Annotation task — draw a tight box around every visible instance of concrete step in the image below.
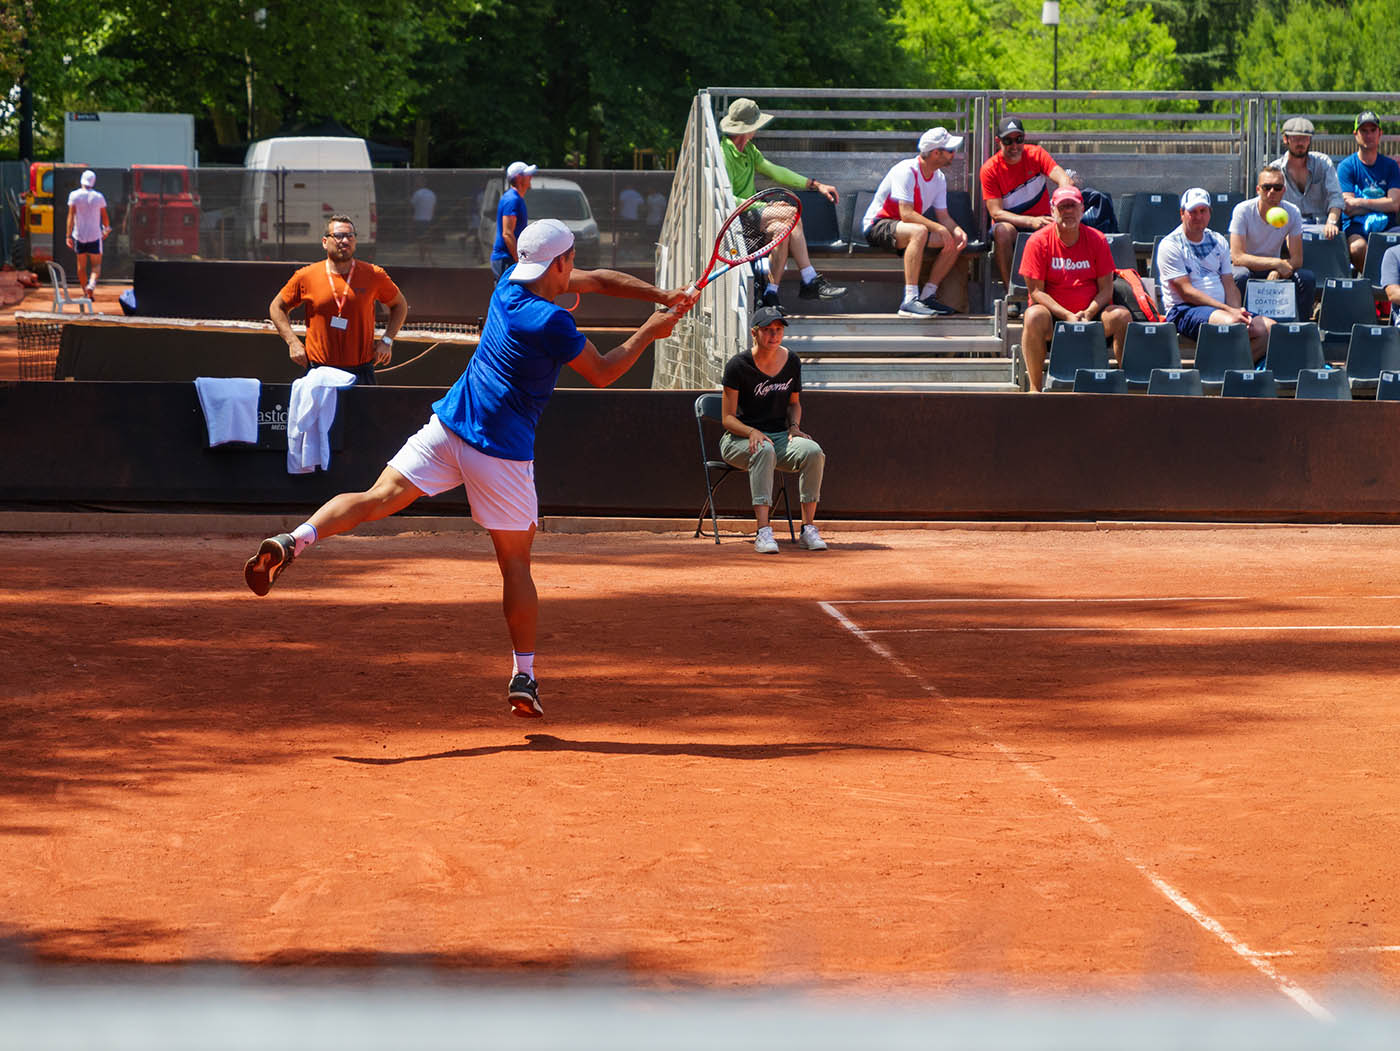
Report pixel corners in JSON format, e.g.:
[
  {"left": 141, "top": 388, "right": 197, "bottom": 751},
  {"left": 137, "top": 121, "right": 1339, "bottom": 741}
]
[
  {"left": 804, "top": 357, "right": 1016, "bottom": 386},
  {"left": 804, "top": 378, "right": 1021, "bottom": 393},
  {"left": 787, "top": 313, "right": 996, "bottom": 338},
  {"left": 788, "top": 334, "right": 1005, "bottom": 357}
]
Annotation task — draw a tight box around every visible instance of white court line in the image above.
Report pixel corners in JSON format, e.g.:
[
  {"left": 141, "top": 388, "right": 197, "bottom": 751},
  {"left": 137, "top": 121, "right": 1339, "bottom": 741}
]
[
  {"left": 1257, "top": 945, "right": 1400, "bottom": 959},
  {"left": 865, "top": 625, "right": 1400, "bottom": 634},
  {"left": 836, "top": 595, "right": 1400, "bottom": 604},
  {"left": 819, "top": 600, "right": 1336, "bottom": 1023}
]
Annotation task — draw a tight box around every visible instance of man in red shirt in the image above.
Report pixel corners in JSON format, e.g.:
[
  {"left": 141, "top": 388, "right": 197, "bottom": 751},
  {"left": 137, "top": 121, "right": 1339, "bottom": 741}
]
[
  {"left": 1018, "top": 186, "right": 1130, "bottom": 393},
  {"left": 979, "top": 117, "right": 1073, "bottom": 297},
  {"left": 270, "top": 215, "right": 409, "bottom": 385}
]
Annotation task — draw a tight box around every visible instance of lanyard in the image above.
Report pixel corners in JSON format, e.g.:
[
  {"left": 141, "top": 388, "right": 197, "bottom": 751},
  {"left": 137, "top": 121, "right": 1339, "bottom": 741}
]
[{"left": 324, "top": 259, "right": 355, "bottom": 316}]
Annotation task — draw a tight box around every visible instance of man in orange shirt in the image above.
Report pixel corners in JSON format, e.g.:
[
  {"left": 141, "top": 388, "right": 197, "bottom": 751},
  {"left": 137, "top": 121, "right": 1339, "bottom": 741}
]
[{"left": 269, "top": 215, "right": 409, "bottom": 384}]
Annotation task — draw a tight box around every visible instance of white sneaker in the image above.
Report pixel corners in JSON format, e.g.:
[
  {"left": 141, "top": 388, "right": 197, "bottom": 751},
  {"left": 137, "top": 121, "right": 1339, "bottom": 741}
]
[
  {"left": 797, "top": 524, "right": 827, "bottom": 551},
  {"left": 754, "top": 526, "right": 779, "bottom": 554},
  {"left": 898, "top": 298, "right": 937, "bottom": 317}
]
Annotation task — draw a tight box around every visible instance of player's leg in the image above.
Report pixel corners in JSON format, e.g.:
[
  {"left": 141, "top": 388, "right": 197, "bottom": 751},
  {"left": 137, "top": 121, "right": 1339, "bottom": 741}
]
[
  {"left": 488, "top": 526, "right": 544, "bottom": 717},
  {"left": 1247, "top": 314, "right": 1273, "bottom": 362},
  {"left": 992, "top": 222, "right": 1018, "bottom": 287},
  {"left": 892, "top": 222, "right": 933, "bottom": 316},
  {"left": 773, "top": 434, "right": 826, "bottom": 549},
  {"left": 720, "top": 432, "right": 778, "bottom": 552},
  {"left": 74, "top": 252, "right": 91, "bottom": 291},
  {"left": 1020, "top": 302, "right": 1054, "bottom": 392},
  {"left": 919, "top": 226, "right": 960, "bottom": 315},
  {"left": 1348, "top": 233, "right": 1367, "bottom": 273},
  {"left": 86, "top": 250, "right": 102, "bottom": 291},
  {"left": 1101, "top": 304, "right": 1132, "bottom": 365}
]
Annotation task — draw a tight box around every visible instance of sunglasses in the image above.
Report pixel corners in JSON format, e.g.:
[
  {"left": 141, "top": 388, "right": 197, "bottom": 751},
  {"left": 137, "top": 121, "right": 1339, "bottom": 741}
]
[
  {"left": 1258, "top": 184, "right": 1285, "bottom": 193},
  {"left": 1000, "top": 135, "right": 1025, "bottom": 146}
]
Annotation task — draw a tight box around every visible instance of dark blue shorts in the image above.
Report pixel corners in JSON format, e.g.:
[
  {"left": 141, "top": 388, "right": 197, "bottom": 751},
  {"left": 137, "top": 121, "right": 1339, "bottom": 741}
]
[{"left": 1166, "top": 304, "right": 1219, "bottom": 340}]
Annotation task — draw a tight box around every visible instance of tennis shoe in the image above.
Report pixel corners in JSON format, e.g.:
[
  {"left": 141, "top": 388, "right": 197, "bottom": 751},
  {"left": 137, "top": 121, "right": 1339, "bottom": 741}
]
[
  {"left": 799, "top": 274, "right": 847, "bottom": 300},
  {"left": 508, "top": 673, "right": 543, "bottom": 718},
  {"left": 797, "top": 524, "right": 828, "bottom": 551},
  {"left": 244, "top": 533, "right": 296, "bottom": 596},
  {"left": 920, "top": 295, "right": 957, "bottom": 316},
  {"left": 898, "top": 298, "right": 937, "bottom": 317},
  {"left": 754, "top": 526, "right": 779, "bottom": 554},
  {"left": 761, "top": 289, "right": 781, "bottom": 308}
]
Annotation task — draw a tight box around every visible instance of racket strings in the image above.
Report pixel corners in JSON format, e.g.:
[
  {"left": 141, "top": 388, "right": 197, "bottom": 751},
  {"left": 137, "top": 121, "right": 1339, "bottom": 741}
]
[{"left": 716, "top": 191, "right": 800, "bottom": 264}]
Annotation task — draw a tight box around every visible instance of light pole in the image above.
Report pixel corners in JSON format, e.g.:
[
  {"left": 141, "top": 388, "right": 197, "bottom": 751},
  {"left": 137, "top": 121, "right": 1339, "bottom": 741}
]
[{"left": 1042, "top": 1, "right": 1060, "bottom": 130}]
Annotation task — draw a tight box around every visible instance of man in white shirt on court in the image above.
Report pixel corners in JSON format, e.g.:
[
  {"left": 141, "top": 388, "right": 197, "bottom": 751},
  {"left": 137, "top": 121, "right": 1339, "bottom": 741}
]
[
  {"left": 65, "top": 170, "right": 111, "bottom": 294},
  {"left": 861, "top": 127, "right": 969, "bottom": 317}
]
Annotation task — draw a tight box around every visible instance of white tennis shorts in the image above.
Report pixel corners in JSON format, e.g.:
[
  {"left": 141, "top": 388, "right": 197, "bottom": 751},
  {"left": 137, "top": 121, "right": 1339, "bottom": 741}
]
[{"left": 388, "top": 414, "right": 537, "bottom": 531}]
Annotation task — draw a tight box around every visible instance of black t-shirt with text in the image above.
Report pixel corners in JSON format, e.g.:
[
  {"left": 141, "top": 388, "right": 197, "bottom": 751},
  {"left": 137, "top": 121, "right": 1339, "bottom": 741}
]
[{"left": 721, "top": 350, "right": 802, "bottom": 433}]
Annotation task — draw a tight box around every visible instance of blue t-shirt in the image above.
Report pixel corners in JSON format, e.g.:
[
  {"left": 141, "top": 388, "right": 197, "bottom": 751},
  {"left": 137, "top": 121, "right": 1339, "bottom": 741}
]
[
  {"left": 491, "top": 188, "right": 528, "bottom": 263},
  {"left": 432, "top": 268, "right": 586, "bottom": 461},
  {"left": 1337, "top": 152, "right": 1400, "bottom": 237}
]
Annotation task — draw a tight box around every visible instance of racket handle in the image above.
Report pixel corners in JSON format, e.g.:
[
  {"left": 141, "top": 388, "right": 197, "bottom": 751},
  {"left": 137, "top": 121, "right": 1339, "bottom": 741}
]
[{"left": 684, "top": 282, "right": 699, "bottom": 296}]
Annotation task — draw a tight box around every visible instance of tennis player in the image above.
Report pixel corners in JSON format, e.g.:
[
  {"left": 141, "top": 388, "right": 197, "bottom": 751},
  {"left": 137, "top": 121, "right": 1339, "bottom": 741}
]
[{"left": 244, "top": 219, "right": 695, "bottom": 718}]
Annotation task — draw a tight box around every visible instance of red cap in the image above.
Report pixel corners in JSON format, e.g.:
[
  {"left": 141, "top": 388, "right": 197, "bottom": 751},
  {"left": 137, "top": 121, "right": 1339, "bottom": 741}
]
[{"left": 1050, "top": 185, "right": 1083, "bottom": 209}]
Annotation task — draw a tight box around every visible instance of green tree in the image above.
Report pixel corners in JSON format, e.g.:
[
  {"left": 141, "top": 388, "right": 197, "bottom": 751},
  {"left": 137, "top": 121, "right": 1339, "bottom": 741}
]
[{"left": 1224, "top": 0, "right": 1396, "bottom": 95}]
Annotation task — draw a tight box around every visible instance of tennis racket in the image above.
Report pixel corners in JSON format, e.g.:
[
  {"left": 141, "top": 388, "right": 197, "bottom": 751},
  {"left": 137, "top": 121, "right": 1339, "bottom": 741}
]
[{"left": 685, "top": 187, "right": 802, "bottom": 296}]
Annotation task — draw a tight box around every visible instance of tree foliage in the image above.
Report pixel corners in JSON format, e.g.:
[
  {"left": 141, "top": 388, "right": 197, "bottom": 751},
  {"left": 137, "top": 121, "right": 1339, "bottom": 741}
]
[{"left": 1223, "top": 0, "right": 1397, "bottom": 95}]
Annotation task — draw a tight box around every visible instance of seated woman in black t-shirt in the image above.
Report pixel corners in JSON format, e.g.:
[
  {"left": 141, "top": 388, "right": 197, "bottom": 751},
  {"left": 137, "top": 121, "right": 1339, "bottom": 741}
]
[{"left": 718, "top": 306, "right": 828, "bottom": 554}]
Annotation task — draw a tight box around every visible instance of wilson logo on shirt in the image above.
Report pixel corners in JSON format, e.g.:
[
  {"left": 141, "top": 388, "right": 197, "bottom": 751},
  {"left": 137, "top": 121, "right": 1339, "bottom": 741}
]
[{"left": 1050, "top": 257, "right": 1094, "bottom": 272}]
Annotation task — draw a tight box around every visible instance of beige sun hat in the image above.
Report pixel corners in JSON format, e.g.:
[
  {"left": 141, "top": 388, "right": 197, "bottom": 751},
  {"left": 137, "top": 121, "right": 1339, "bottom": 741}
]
[{"left": 719, "top": 98, "right": 774, "bottom": 135}]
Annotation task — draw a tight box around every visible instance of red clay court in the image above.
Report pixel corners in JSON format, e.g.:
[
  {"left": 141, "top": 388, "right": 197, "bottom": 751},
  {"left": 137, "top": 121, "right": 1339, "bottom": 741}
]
[{"left": 2, "top": 522, "right": 1397, "bottom": 1030}]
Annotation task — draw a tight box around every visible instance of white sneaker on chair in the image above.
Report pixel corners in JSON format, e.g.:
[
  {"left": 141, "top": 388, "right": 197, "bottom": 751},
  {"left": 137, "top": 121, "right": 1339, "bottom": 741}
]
[
  {"left": 754, "top": 526, "right": 779, "bottom": 554},
  {"left": 797, "top": 524, "right": 827, "bottom": 551}
]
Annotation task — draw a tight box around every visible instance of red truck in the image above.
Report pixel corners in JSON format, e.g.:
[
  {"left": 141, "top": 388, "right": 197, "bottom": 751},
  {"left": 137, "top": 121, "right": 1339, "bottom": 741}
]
[{"left": 124, "top": 165, "right": 200, "bottom": 258}]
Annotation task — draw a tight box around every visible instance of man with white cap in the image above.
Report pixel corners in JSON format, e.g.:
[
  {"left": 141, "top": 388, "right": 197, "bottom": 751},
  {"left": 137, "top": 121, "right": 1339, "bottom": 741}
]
[
  {"left": 243, "top": 219, "right": 696, "bottom": 719},
  {"left": 491, "top": 160, "right": 538, "bottom": 278},
  {"left": 1156, "top": 187, "right": 1272, "bottom": 361},
  {"left": 1017, "top": 184, "right": 1130, "bottom": 392},
  {"left": 65, "top": 170, "right": 111, "bottom": 294},
  {"left": 719, "top": 97, "right": 846, "bottom": 308},
  {"left": 860, "top": 126, "right": 969, "bottom": 317},
  {"left": 1269, "top": 116, "right": 1342, "bottom": 239}
]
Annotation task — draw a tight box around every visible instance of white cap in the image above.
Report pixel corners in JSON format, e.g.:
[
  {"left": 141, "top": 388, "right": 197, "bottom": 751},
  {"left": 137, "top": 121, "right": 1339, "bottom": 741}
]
[
  {"left": 509, "top": 218, "right": 575, "bottom": 282},
  {"left": 81, "top": 170, "right": 97, "bottom": 188},
  {"left": 918, "top": 127, "right": 963, "bottom": 153},
  {"left": 506, "top": 161, "right": 538, "bottom": 181},
  {"left": 1179, "top": 187, "right": 1212, "bottom": 211}
]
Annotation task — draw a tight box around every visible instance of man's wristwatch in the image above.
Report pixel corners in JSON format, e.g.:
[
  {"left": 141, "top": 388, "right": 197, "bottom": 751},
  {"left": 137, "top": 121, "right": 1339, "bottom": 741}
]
[{"left": 379, "top": 336, "right": 393, "bottom": 347}]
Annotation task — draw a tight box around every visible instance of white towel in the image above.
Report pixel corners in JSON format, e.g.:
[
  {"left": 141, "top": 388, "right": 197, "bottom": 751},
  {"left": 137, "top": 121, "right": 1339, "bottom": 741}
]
[
  {"left": 286, "top": 366, "right": 357, "bottom": 474},
  {"left": 194, "top": 377, "right": 261, "bottom": 446}
]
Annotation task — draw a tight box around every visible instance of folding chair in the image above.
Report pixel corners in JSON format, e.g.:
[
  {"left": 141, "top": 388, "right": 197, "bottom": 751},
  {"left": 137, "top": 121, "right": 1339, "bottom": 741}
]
[
  {"left": 1147, "top": 368, "right": 1204, "bottom": 396},
  {"left": 847, "top": 190, "right": 879, "bottom": 254},
  {"left": 1220, "top": 369, "right": 1278, "bottom": 398},
  {"left": 1376, "top": 370, "right": 1400, "bottom": 401},
  {"left": 1318, "top": 278, "right": 1379, "bottom": 352},
  {"left": 1104, "top": 233, "right": 1136, "bottom": 272},
  {"left": 45, "top": 261, "right": 94, "bottom": 314},
  {"left": 1042, "top": 320, "right": 1109, "bottom": 391},
  {"left": 1120, "top": 321, "right": 1181, "bottom": 391},
  {"left": 693, "top": 393, "right": 794, "bottom": 545},
  {"left": 1128, "top": 193, "right": 1183, "bottom": 256},
  {"left": 1295, "top": 368, "right": 1352, "bottom": 400},
  {"left": 1345, "top": 324, "right": 1400, "bottom": 394},
  {"left": 794, "top": 190, "right": 845, "bottom": 251},
  {"left": 1206, "top": 192, "right": 1244, "bottom": 237},
  {"left": 1073, "top": 367, "right": 1127, "bottom": 393},
  {"left": 1192, "top": 323, "right": 1253, "bottom": 394},
  {"left": 944, "top": 190, "right": 987, "bottom": 254},
  {"left": 1361, "top": 230, "right": 1400, "bottom": 292},
  {"left": 1301, "top": 230, "right": 1352, "bottom": 285},
  {"left": 1263, "top": 321, "right": 1326, "bottom": 393},
  {"left": 1003, "top": 230, "right": 1033, "bottom": 320}
]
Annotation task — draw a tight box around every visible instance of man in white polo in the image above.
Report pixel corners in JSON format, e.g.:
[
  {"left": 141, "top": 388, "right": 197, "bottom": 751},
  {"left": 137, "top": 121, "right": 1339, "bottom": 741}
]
[
  {"left": 861, "top": 126, "right": 970, "bottom": 317},
  {"left": 64, "top": 169, "right": 111, "bottom": 294}
]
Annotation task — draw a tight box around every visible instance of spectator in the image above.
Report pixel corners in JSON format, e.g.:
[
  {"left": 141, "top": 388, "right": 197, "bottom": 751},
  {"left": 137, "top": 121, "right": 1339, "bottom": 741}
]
[
  {"left": 646, "top": 190, "right": 667, "bottom": 231},
  {"left": 1018, "top": 185, "right": 1131, "bottom": 393},
  {"left": 979, "top": 116, "right": 1072, "bottom": 305},
  {"left": 269, "top": 214, "right": 409, "bottom": 385},
  {"left": 410, "top": 176, "right": 437, "bottom": 264},
  {"left": 1157, "top": 188, "right": 1272, "bottom": 362},
  {"left": 1229, "top": 167, "right": 1313, "bottom": 318},
  {"left": 1380, "top": 242, "right": 1400, "bottom": 326},
  {"left": 1338, "top": 111, "right": 1400, "bottom": 272},
  {"left": 718, "top": 97, "right": 846, "bottom": 307},
  {"left": 1269, "top": 117, "right": 1343, "bottom": 239},
  {"left": 64, "top": 169, "right": 111, "bottom": 294},
  {"left": 719, "top": 306, "right": 827, "bottom": 555},
  {"left": 618, "top": 185, "right": 643, "bottom": 223},
  {"left": 860, "top": 126, "right": 969, "bottom": 317},
  {"left": 492, "top": 160, "right": 536, "bottom": 278}
]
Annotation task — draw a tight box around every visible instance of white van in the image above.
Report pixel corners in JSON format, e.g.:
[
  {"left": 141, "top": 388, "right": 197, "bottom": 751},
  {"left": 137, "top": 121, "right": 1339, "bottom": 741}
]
[{"left": 242, "top": 136, "right": 377, "bottom": 257}]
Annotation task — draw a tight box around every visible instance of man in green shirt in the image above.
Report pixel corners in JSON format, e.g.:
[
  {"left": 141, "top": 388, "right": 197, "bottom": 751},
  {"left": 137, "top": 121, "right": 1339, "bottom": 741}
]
[{"left": 719, "top": 97, "right": 847, "bottom": 309}]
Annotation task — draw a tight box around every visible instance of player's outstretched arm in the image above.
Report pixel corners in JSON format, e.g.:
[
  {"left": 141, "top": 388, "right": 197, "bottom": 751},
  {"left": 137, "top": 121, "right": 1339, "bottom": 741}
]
[
  {"left": 566, "top": 307, "right": 688, "bottom": 388},
  {"left": 568, "top": 267, "right": 692, "bottom": 308}
]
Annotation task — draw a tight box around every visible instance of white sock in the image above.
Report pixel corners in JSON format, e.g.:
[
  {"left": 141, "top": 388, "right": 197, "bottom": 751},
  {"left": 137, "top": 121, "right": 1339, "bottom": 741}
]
[
  {"left": 513, "top": 651, "right": 535, "bottom": 679},
  {"left": 291, "top": 522, "right": 318, "bottom": 555},
  {"left": 799, "top": 265, "right": 818, "bottom": 284},
  {"left": 904, "top": 285, "right": 919, "bottom": 303},
  {"left": 765, "top": 282, "right": 780, "bottom": 294},
  {"left": 921, "top": 282, "right": 938, "bottom": 300}
]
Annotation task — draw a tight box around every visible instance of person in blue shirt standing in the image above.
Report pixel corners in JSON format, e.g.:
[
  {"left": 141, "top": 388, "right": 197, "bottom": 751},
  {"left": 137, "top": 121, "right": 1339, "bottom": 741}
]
[
  {"left": 1337, "top": 110, "right": 1400, "bottom": 273},
  {"left": 491, "top": 161, "right": 536, "bottom": 277},
  {"left": 243, "top": 219, "right": 696, "bottom": 718}
]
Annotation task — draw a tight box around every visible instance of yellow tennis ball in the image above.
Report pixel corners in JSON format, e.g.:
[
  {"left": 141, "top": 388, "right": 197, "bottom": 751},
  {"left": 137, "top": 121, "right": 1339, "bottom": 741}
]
[{"left": 1266, "top": 206, "right": 1289, "bottom": 228}]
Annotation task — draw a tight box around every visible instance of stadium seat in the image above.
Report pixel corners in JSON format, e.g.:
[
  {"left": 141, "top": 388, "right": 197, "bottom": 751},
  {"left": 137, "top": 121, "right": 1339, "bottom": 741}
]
[
  {"left": 1343, "top": 324, "right": 1400, "bottom": 394},
  {"left": 1263, "top": 322, "right": 1326, "bottom": 392},
  {"left": 1206, "top": 192, "right": 1244, "bottom": 237},
  {"left": 847, "top": 190, "right": 879, "bottom": 253},
  {"left": 1318, "top": 278, "right": 1379, "bottom": 352},
  {"left": 1073, "top": 367, "right": 1128, "bottom": 393},
  {"left": 1117, "top": 193, "right": 1137, "bottom": 237},
  {"left": 794, "top": 190, "right": 845, "bottom": 252},
  {"left": 1104, "top": 232, "right": 1136, "bottom": 271},
  {"left": 1192, "top": 323, "right": 1253, "bottom": 394},
  {"left": 1301, "top": 230, "right": 1351, "bottom": 285},
  {"left": 1147, "top": 367, "right": 1204, "bottom": 396},
  {"left": 1128, "top": 193, "right": 1182, "bottom": 255},
  {"left": 1120, "top": 321, "right": 1181, "bottom": 391},
  {"left": 1295, "top": 367, "right": 1351, "bottom": 400},
  {"left": 1361, "top": 230, "right": 1400, "bottom": 292},
  {"left": 1006, "top": 230, "right": 1032, "bottom": 298},
  {"left": 1220, "top": 369, "right": 1278, "bottom": 398},
  {"left": 1043, "top": 320, "right": 1109, "bottom": 391},
  {"left": 1376, "top": 370, "right": 1400, "bottom": 401},
  {"left": 693, "top": 393, "right": 793, "bottom": 545},
  {"left": 943, "top": 190, "right": 987, "bottom": 254}
]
